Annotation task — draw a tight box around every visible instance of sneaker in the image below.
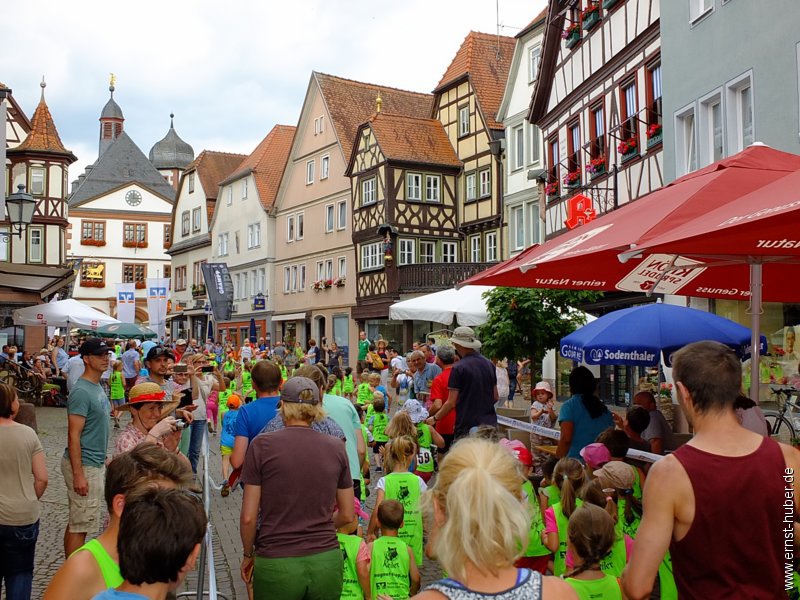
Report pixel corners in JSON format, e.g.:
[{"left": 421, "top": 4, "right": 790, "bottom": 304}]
[
  {"left": 221, "top": 482, "right": 230, "bottom": 497},
  {"left": 207, "top": 422, "right": 213, "bottom": 434}
]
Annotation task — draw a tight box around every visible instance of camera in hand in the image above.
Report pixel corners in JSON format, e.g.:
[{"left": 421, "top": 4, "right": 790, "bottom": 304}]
[
  {"left": 173, "top": 364, "right": 188, "bottom": 374},
  {"left": 200, "top": 365, "right": 214, "bottom": 373},
  {"left": 174, "top": 419, "right": 188, "bottom": 430}
]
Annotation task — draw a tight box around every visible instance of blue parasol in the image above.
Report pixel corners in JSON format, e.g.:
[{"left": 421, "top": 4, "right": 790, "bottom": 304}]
[
  {"left": 249, "top": 318, "right": 257, "bottom": 344},
  {"left": 560, "top": 302, "right": 768, "bottom": 366}
]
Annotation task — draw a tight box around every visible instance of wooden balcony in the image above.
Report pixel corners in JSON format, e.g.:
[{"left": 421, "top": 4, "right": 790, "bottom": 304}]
[{"left": 397, "top": 262, "right": 494, "bottom": 293}]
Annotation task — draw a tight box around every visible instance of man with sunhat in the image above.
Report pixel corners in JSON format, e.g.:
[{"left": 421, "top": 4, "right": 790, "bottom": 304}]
[
  {"left": 426, "top": 326, "right": 497, "bottom": 438},
  {"left": 62, "top": 338, "right": 112, "bottom": 558},
  {"left": 113, "top": 382, "right": 181, "bottom": 456}
]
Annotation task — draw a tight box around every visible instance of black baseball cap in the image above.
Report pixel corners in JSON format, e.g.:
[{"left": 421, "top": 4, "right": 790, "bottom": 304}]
[
  {"left": 80, "top": 338, "right": 111, "bottom": 356},
  {"left": 145, "top": 345, "right": 175, "bottom": 362}
]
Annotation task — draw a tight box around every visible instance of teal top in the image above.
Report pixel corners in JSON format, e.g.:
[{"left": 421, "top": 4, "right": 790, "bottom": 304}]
[{"left": 64, "top": 378, "right": 109, "bottom": 467}]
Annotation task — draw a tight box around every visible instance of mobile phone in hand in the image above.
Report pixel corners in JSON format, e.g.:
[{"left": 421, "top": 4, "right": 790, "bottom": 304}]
[
  {"left": 201, "top": 366, "right": 214, "bottom": 373},
  {"left": 178, "top": 388, "right": 194, "bottom": 408},
  {"left": 173, "top": 364, "right": 188, "bottom": 374}
]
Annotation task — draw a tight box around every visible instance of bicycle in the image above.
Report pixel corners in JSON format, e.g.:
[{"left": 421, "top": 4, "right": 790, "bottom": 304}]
[{"left": 763, "top": 386, "right": 800, "bottom": 444}]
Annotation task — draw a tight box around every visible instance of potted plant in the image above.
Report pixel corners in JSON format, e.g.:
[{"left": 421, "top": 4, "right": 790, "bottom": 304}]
[
  {"left": 617, "top": 136, "right": 639, "bottom": 162},
  {"left": 586, "top": 156, "right": 607, "bottom": 178},
  {"left": 562, "top": 23, "right": 581, "bottom": 48},
  {"left": 563, "top": 170, "right": 582, "bottom": 189},
  {"left": 81, "top": 238, "right": 106, "bottom": 247},
  {"left": 545, "top": 180, "right": 560, "bottom": 199},
  {"left": 582, "top": 2, "right": 601, "bottom": 30},
  {"left": 333, "top": 277, "right": 346, "bottom": 287},
  {"left": 647, "top": 123, "right": 663, "bottom": 149}
]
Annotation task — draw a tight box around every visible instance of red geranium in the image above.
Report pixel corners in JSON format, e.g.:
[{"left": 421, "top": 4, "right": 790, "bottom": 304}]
[{"left": 617, "top": 136, "right": 638, "bottom": 155}]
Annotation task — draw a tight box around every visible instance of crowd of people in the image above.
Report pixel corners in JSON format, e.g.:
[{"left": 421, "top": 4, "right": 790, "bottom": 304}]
[{"left": 0, "top": 330, "right": 798, "bottom": 600}]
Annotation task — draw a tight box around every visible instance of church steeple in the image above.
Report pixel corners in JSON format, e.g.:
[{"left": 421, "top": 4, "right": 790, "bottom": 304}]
[{"left": 99, "top": 74, "right": 124, "bottom": 156}]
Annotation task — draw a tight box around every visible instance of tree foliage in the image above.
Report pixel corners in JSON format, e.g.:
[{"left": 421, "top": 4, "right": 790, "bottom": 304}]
[{"left": 477, "top": 287, "right": 601, "bottom": 370}]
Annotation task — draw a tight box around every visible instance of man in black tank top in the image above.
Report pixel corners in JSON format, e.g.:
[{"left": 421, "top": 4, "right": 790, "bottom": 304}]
[{"left": 622, "top": 341, "right": 800, "bottom": 600}]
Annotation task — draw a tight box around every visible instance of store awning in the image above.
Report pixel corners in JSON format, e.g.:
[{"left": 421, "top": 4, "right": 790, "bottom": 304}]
[
  {"left": 271, "top": 312, "right": 308, "bottom": 322},
  {"left": 0, "top": 262, "right": 77, "bottom": 298}
]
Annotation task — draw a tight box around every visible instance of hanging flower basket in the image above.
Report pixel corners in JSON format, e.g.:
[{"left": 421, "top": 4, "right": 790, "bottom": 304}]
[
  {"left": 582, "top": 4, "right": 601, "bottom": 30},
  {"left": 563, "top": 170, "right": 582, "bottom": 189},
  {"left": 545, "top": 181, "right": 560, "bottom": 199},
  {"left": 618, "top": 136, "right": 639, "bottom": 163},
  {"left": 562, "top": 24, "right": 581, "bottom": 48},
  {"left": 586, "top": 156, "right": 607, "bottom": 178},
  {"left": 647, "top": 123, "right": 663, "bottom": 149}
]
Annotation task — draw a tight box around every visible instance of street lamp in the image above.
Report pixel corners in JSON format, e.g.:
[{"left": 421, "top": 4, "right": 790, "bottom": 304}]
[{"left": 1, "top": 184, "right": 36, "bottom": 241}]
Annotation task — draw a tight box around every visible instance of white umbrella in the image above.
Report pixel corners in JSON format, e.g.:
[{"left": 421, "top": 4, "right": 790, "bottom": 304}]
[
  {"left": 13, "top": 299, "right": 120, "bottom": 330},
  {"left": 389, "top": 286, "right": 494, "bottom": 326}
]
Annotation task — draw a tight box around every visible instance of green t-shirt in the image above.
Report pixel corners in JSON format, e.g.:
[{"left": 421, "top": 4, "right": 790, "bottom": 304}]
[
  {"left": 370, "top": 535, "right": 411, "bottom": 600},
  {"left": 358, "top": 339, "right": 370, "bottom": 361},
  {"left": 521, "top": 480, "right": 550, "bottom": 558},
  {"left": 338, "top": 533, "right": 365, "bottom": 600},
  {"left": 109, "top": 371, "right": 125, "bottom": 401},
  {"left": 383, "top": 472, "right": 423, "bottom": 565},
  {"left": 565, "top": 573, "right": 622, "bottom": 600},
  {"left": 65, "top": 378, "right": 109, "bottom": 468}
]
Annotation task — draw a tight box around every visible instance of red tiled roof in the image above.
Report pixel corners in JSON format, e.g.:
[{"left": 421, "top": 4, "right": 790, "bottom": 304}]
[
  {"left": 14, "top": 94, "right": 73, "bottom": 156},
  {"left": 367, "top": 112, "right": 461, "bottom": 168},
  {"left": 315, "top": 72, "right": 432, "bottom": 160},
  {"left": 435, "top": 31, "right": 516, "bottom": 130},
  {"left": 227, "top": 125, "right": 296, "bottom": 212},
  {"left": 186, "top": 150, "right": 247, "bottom": 201}
]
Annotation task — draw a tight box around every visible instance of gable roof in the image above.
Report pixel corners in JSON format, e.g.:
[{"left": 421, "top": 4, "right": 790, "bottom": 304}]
[
  {"left": 11, "top": 94, "right": 76, "bottom": 162},
  {"left": 315, "top": 72, "right": 432, "bottom": 160},
  {"left": 362, "top": 112, "right": 461, "bottom": 169},
  {"left": 221, "top": 125, "right": 296, "bottom": 212},
  {"left": 68, "top": 131, "right": 176, "bottom": 207},
  {"left": 528, "top": 0, "right": 565, "bottom": 125},
  {"left": 186, "top": 150, "right": 247, "bottom": 201},
  {"left": 434, "top": 31, "right": 516, "bottom": 130},
  {"left": 517, "top": 8, "right": 549, "bottom": 38}
]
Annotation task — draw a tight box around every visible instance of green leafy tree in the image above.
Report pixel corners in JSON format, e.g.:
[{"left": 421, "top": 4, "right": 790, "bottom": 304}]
[{"left": 477, "top": 287, "right": 601, "bottom": 398}]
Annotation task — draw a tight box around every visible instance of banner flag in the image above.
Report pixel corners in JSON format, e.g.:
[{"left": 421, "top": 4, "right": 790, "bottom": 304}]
[
  {"left": 201, "top": 263, "right": 233, "bottom": 322},
  {"left": 115, "top": 283, "right": 136, "bottom": 324},
  {"left": 145, "top": 278, "right": 170, "bottom": 340}
]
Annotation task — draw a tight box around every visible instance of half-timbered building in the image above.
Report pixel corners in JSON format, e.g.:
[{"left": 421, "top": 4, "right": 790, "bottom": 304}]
[
  {"left": 347, "top": 111, "right": 462, "bottom": 344},
  {"left": 530, "top": 0, "right": 662, "bottom": 240},
  {"left": 433, "top": 31, "right": 516, "bottom": 265},
  {"left": 2, "top": 80, "right": 78, "bottom": 350}
]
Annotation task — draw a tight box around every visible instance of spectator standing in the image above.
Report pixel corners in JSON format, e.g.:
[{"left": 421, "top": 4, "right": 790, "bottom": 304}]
[
  {"left": 426, "top": 327, "right": 496, "bottom": 437},
  {"left": 230, "top": 361, "right": 283, "bottom": 470},
  {"left": 356, "top": 331, "right": 370, "bottom": 375},
  {"left": 62, "top": 338, "right": 111, "bottom": 558},
  {"left": 64, "top": 352, "right": 86, "bottom": 392},
  {"left": 555, "top": 366, "right": 614, "bottom": 460},
  {"left": 428, "top": 346, "right": 457, "bottom": 453},
  {"left": 239, "top": 377, "right": 354, "bottom": 598},
  {"left": 184, "top": 353, "right": 222, "bottom": 473},
  {"left": 409, "top": 350, "right": 441, "bottom": 406},
  {"left": 120, "top": 341, "right": 140, "bottom": 394},
  {"left": 51, "top": 336, "right": 69, "bottom": 377},
  {"left": 112, "top": 383, "right": 179, "bottom": 457},
  {"left": 324, "top": 340, "right": 344, "bottom": 371},
  {"left": 173, "top": 339, "right": 188, "bottom": 363},
  {"left": 306, "top": 339, "right": 321, "bottom": 365},
  {"left": 0, "top": 383, "right": 47, "bottom": 600},
  {"left": 623, "top": 341, "right": 800, "bottom": 599}
]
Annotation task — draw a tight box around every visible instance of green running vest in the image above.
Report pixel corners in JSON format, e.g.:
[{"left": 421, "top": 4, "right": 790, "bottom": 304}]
[
  {"left": 521, "top": 480, "right": 550, "bottom": 557},
  {"left": 372, "top": 413, "right": 389, "bottom": 443},
  {"left": 415, "top": 424, "right": 434, "bottom": 473},
  {"left": 565, "top": 573, "right": 623, "bottom": 599},
  {"left": 383, "top": 472, "right": 423, "bottom": 565},
  {"left": 73, "top": 538, "right": 123, "bottom": 589},
  {"left": 337, "top": 533, "right": 365, "bottom": 599},
  {"left": 617, "top": 497, "right": 641, "bottom": 538},
  {"left": 343, "top": 374, "right": 355, "bottom": 393},
  {"left": 370, "top": 536, "right": 411, "bottom": 600},
  {"left": 553, "top": 500, "right": 582, "bottom": 576},
  {"left": 109, "top": 371, "right": 125, "bottom": 401}
]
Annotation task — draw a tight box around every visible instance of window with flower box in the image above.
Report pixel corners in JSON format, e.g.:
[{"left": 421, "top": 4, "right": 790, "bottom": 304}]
[
  {"left": 546, "top": 137, "right": 560, "bottom": 197},
  {"left": 566, "top": 121, "right": 581, "bottom": 187},
  {"left": 123, "top": 263, "right": 147, "bottom": 289},
  {"left": 620, "top": 79, "right": 638, "bottom": 147},
  {"left": 81, "top": 220, "right": 106, "bottom": 246},
  {"left": 646, "top": 61, "right": 663, "bottom": 149},
  {"left": 123, "top": 223, "right": 147, "bottom": 248},
  {"left": 590, "top": 102, "right": 606, "bottom": 161}
]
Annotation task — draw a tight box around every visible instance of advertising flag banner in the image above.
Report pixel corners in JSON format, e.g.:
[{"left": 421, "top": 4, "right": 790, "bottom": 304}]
[
  {"left": 201, "top": 263, "right": 233, "bottom": 322},
  {"left": 115, "top": 283, "right": 136, "bottom": 324},
  {"left": 146, "top": 278, "right": 170, "bottom": 340}
]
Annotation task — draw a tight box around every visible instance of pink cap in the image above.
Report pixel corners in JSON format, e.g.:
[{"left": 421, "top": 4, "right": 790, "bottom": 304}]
[
  {"left": 580, "top": 443, "right": 611, "bottom": 469},
  {"left": 500, "top": 438, "right": 533, "bottom": 467}
]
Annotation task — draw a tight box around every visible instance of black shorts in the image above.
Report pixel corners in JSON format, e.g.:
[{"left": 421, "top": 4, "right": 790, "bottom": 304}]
[
  {"left": 373, "top": 441, "right": 387, "bottom": 454},
  {"left": 353, "top": 479, "right": 362, "bottom": 501}
]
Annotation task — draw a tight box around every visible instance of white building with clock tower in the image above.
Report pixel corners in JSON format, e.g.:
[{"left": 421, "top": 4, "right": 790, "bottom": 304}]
[{"left": 67, "top": 82, "right": 192, "bottom": 323}]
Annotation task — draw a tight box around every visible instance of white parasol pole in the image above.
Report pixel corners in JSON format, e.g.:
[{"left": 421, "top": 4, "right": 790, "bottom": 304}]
[{"left": 749, "top": 262, "right": 762, "bottom": 403}]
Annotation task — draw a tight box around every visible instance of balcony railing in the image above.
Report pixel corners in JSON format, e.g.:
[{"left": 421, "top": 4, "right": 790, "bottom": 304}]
[{"left": 397, "top": 262, "right": 494, "bottom": 293}]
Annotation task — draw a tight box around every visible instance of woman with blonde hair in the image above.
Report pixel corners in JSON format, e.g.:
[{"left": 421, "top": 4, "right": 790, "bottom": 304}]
[{"left": 415, "top": 438, "right": 576, "bottom": 599}]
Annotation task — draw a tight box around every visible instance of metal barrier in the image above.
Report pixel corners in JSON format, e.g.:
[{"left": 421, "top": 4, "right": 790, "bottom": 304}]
[{"left": 178, "top": 426, "right": 229, "bottom": 600}]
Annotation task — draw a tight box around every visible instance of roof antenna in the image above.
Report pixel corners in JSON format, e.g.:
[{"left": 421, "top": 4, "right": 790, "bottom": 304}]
[{"left": 496, "top": 0, "right": 501, "bottom": 59}]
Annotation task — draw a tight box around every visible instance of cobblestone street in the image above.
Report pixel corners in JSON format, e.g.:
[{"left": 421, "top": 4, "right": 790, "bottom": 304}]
[{"left": 31, "top": 403, "right": 459, "bottom": 598}]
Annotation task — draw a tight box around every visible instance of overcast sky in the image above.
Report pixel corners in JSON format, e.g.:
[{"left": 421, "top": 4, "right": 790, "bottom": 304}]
[{"left": 2, "top": 0, "right": 547, "bottom": 180}]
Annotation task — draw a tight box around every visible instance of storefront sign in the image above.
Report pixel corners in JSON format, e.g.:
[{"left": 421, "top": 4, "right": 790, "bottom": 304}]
[
  {"left": 252, "top": 293, "right": 266, "bottom": 311},
  {"left": 564, "top": 194, "right": 597, "bottom": 230},
  {"left": 616, "top": 254, "right": 706, "bottom": 295}
]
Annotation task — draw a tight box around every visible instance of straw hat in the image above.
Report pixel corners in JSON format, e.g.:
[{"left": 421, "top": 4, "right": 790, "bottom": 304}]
[{"left": 119, "top": 382, "right": 179, "bottom": 417}]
